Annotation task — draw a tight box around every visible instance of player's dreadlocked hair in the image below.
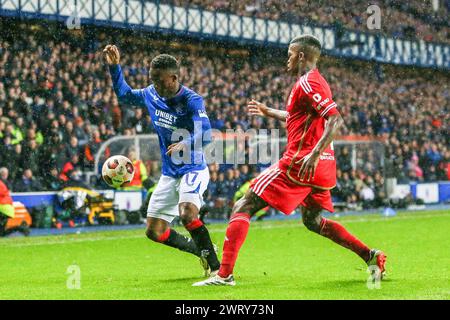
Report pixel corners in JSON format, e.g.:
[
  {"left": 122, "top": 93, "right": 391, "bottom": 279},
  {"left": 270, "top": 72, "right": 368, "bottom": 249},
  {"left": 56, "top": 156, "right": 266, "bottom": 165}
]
[
  {"left": 290, "top": 35, "right": 322, "bottom": 59},
  {"left": 150, "top": 54, "right": 180, "bottom": 75}
]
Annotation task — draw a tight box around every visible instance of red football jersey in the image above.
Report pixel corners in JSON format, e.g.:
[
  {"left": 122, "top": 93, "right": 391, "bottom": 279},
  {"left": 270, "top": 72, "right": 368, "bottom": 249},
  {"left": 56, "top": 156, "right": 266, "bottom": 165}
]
[{"left": 278, "top": 68, "right": 339, "bottom": 189}]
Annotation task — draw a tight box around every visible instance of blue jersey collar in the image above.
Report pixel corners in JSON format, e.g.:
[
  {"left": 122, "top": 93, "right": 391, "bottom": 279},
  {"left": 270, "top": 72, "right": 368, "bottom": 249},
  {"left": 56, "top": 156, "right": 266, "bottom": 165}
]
[{"left": 151, "top": 84, "right": 185, "bottom": 102}]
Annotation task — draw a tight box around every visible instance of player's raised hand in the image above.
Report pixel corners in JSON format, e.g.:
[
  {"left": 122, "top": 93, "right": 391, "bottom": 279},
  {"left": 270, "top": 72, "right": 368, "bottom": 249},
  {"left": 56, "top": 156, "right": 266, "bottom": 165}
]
[
  {"left": 103, "top": 45, "right": 120, "bottom": 65},
  {"left": 247, "top": 99, "right": 269, "bottom": 117}
]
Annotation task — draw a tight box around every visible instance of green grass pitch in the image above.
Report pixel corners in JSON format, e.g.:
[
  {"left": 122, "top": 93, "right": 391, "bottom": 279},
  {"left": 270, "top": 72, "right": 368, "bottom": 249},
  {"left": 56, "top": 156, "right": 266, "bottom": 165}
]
[{"left": 0, "top": 210, "right": 449, "bottom": 300}]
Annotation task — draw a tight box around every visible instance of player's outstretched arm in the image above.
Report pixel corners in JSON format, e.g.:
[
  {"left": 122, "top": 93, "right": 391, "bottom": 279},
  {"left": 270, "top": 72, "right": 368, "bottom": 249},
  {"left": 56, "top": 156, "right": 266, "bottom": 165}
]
[
  {"left": 247, "top": 99, "right": 288, "bottom": 121},
  {"left": 103, "top": 45, "right": 146, "bottom": 108}
]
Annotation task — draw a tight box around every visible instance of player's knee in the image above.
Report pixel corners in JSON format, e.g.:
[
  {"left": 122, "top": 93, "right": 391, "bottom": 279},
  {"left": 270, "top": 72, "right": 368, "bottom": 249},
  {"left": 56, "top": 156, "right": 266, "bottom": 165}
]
[
  {"left": 302, "top": 213, "right": 322, "bottom": 233},
  {"left": 179, "top": 203, "right": 197, "bottom": 226},
  {"left": 232, "top": 196, "right": 253, "bottom": 216}
]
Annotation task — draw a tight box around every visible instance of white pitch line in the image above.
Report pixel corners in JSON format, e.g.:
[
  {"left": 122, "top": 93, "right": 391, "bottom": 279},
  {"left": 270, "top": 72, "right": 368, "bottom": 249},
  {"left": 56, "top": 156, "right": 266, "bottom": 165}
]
[{"left": 1, "top": 212, "right": 449, "bottom": 248}]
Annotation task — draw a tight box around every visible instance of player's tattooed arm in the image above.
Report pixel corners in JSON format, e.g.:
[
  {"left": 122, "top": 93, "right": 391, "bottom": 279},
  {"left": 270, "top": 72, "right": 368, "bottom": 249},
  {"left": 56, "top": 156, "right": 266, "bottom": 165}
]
[
  {"left": 312, "top": 113, "right": 344, "bottom": 156},
  {"left": 247, "top": 99, "right": 288, "bottom": 121},
  {"left": 298, "top": 113, "right": 344, "bottom": 181}
]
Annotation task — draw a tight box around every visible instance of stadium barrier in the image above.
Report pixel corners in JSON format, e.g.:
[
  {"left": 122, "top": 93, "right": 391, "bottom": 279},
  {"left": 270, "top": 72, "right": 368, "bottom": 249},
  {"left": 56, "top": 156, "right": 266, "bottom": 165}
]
[
  {"left": 392, "top": 181, "right": 450, "bottom": 204},
  {"left": 10, "top": 181, "right": 450, "bottom": 213},
  {"left": 12, "top": 190, "right": 144, "bottom": 211},
  {"left": 0, "top": 0, "right": 448, "bottom": 69}
]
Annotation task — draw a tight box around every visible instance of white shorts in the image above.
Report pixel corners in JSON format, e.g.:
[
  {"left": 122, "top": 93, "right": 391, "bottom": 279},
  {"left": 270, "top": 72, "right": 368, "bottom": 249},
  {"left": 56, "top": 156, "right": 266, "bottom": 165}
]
[{"left": 147, "top": 167, "right": 210, "bottom": 223}]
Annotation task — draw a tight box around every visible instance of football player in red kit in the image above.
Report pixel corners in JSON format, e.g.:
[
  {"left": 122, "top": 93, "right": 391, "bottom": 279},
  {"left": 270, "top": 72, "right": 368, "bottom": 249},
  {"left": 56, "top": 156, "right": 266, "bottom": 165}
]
[{"left": 193, "top": 35, "right": 387, "bottom": 287}]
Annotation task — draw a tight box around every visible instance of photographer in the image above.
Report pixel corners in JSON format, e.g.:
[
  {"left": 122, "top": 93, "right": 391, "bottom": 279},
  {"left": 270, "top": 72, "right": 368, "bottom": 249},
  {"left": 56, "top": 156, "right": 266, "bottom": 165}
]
[{"left": 0, "top": 167, "right": 30, "bottom": 236}]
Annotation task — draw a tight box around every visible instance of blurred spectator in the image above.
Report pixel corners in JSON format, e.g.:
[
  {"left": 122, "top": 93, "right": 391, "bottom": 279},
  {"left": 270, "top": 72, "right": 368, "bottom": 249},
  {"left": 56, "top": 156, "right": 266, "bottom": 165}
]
[
  {"left": 338, "top": 146, "right": 352, "bottom": 173},
  {"left": 206, "top": 170, "right": 219, "bottom": 204},
  {"left": 65, "top": 136, "right": 81, "bottom": 161},
  {"left": 425, "top": 165, "right": 439, "bottom": 182},
  {"left": 216, "top": 172, "right": 227, "bottom": 199},
  {"left": 360, "top": 183, "right": 375, "bottom": 209},
  {"left": 62, "top": 121, "right": 75, "bottom": 144},
  {"left": 74, "top": 117, "right": 89, "bottom": 146},
  {"left": 129, "top": 108, "right": 152, "bottom": 134},
  {"left": 441, "top": 151, "right": 450, "bottom": 181},
  {"left": 13, "top": 168, "right": 42, "bottom": 192},
  {"left": 22, "top": 139, "right": 41, "bottom": 176},
  {"left": 84, "top": 129, "right": 110, "bottom": 169},
  {"left": 98, "top": 122, "right": 114, "bottom": 141},
  {"left": 223, "top": 169, "right": 238, "bottom": 200},
  {"left": 426, "top": 144, "right": 442, "bottom": 166},
  {"left": 60, "top": 154, "right": 81, "bottom": 182},
  {"left": 64, "top": 167, "right": 90, "bottom": 189},
  {"left": 8, "top": 143, "right": 26, "bottom": 181},
  {"left": 43, "top": 167, "right": 64, "bottom": 191},
  {"left": 39, "top": 133, "right": 67, "bottom": 177},
  {"left": 125, "top": 147, "right": 149, "bottom": 189}
]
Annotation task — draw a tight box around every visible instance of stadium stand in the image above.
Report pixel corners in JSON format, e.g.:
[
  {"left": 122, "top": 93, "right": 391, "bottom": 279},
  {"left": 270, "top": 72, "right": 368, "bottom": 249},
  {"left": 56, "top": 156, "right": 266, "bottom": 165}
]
[
  {"left": 161, "top": 0, "right": 450, "bottom": 44},
  {"left": 0, "top": 18, "right": 448, "bottom": 216}
]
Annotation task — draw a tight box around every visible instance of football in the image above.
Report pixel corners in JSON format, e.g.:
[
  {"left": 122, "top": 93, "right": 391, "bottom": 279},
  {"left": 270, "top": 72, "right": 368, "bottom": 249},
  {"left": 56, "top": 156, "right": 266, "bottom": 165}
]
[{"left": 101, "top": 155, "right": 135, "bottom": 188}]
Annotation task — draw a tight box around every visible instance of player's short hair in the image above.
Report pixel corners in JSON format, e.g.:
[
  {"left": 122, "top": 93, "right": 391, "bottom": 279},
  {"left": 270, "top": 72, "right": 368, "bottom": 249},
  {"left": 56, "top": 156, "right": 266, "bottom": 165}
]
[
  {"left": 290, "top": 35, "right": 322, "bottom": 58},
  {"left": 150, "top": 54, "right": 180, "bottom": 75}
]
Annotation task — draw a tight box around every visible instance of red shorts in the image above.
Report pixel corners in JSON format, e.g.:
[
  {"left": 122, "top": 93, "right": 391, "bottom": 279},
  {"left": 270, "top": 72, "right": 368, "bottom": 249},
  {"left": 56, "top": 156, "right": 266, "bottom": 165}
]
[{"left": 250, "top": 164, "right": 334, "bottom": 214}]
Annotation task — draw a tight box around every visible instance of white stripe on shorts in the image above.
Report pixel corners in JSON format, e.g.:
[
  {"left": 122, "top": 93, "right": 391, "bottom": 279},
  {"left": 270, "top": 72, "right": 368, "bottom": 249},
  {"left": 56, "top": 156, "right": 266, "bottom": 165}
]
[
  {"left": 252, "top": 168, "right": 278, "bottom": 194},
  {"left": 256, "top": 170, "right": 281, "bottom": 196},
  {"left": 253, "top": 168, "right": 280, "bottom": 195}
]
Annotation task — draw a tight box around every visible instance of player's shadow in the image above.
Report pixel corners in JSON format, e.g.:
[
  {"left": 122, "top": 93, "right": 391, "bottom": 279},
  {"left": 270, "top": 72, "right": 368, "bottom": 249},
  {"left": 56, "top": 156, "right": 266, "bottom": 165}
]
[
  {"left": 160, "top": 276, "right": 202, "bottom": 283},
  {"left": 297, "top": 279, "right": 358, "bottom": 290},
  {"left": 308, "top": 278, "right": 393, "bottom": 290}
]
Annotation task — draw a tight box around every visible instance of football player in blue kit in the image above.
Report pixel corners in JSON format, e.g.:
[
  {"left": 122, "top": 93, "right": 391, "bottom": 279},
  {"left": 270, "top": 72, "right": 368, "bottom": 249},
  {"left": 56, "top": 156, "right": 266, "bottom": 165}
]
[{"left": 103, "top": 45, "right": 220, "bottom": 276}]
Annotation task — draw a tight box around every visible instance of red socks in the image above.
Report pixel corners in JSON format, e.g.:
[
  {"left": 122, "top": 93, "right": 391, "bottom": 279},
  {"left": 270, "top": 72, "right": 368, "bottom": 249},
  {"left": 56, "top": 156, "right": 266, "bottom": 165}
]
[
  {"left": 185, "top": 219, "right": 204, "bottom": 231},
  {"left": 202, "top": 214, "right": 371, "bottom": 278},
  {"left": 156, "top": 228, "right": 171, "bottom": 242},
  {"left": 319, "top": 218, "right": 371, "bottom": 262},
  {"left": 218, "top": 213, "right": 251, "bottom": 278},
  {"left": 156, "top": 219, "right": 203, "bottom": 243}
]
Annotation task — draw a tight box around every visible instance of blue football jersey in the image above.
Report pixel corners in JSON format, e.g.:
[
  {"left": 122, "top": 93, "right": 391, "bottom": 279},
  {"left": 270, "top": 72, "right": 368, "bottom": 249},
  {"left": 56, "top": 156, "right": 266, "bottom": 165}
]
[{"left": 109, "top": 65, "right": 211, "bottom": 178}]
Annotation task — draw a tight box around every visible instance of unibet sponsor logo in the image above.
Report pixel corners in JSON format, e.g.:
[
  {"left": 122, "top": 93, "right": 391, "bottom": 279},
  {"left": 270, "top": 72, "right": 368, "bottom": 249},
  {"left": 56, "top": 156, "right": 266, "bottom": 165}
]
[
  {"left": 155, "top": 109, "right": 178, "bottom": 122},
  {"left": 155, "top": 109, "right": 178, "bottom": 130}
]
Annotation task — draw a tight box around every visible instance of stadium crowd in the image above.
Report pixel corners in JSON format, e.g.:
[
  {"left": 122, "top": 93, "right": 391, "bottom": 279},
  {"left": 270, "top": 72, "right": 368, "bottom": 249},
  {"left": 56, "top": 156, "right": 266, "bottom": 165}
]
[
  {"left": 0, "top": 20, "right": 448, "bottom": 217},
  {"left": 161, "top": 0, "right": 450, "bottom": 44}
]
